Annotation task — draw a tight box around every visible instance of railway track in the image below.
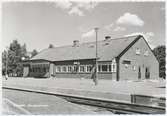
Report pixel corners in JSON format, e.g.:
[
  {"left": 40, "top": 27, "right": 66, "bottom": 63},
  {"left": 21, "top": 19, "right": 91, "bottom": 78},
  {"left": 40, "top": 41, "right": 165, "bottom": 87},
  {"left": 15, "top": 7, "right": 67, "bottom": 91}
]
[{"left": 2, "top": 87, "right": 165, "bottom": 114}]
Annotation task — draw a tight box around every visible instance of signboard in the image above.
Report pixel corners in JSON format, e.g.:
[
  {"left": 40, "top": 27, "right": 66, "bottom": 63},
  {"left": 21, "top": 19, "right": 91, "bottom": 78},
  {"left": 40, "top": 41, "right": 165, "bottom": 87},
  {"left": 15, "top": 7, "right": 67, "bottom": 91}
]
[{"left": 73, "top": 61, "right": 80, "bottom": 65}]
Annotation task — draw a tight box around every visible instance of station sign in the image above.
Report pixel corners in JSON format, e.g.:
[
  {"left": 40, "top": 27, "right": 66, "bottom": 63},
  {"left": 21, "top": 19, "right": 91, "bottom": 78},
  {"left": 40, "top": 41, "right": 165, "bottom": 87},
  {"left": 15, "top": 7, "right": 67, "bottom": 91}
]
[{"left": 73, "top": 61, "right": 80, "bottom": 65}]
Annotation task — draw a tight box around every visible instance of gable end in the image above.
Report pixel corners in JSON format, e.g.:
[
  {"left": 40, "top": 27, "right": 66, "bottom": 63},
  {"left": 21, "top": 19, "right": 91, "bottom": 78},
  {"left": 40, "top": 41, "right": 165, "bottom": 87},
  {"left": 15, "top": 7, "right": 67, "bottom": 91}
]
[{"left": 117, "top": 35, "right": 142, "bottom": 59}]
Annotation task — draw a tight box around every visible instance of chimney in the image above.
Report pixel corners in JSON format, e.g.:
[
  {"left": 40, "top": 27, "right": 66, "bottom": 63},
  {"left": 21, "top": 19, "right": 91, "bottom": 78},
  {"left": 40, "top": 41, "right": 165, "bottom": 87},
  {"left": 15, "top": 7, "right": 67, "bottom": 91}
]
[
  {"left": 73, "top": 40, "right": 79, "bottom": 47},
  {"left": 105, "top": 36, "right": 111, "bottom": 41}
]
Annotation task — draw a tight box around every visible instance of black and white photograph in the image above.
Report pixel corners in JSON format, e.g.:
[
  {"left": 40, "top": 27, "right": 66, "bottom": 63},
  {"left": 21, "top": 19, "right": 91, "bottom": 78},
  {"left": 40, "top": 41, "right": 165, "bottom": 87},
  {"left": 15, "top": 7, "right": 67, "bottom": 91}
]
[{"left": 1, "top": 0, "right": 166, "bottom": 115}]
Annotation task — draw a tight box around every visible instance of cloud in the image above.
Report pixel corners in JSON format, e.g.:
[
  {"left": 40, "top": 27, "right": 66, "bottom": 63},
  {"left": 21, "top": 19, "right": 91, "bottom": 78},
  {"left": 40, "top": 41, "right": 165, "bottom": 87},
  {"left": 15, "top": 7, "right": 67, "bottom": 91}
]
[
  {"left": 117, "top": 13, "right": 144, "bottom": 27},
  {"left": 124, "top": 32, "right": 154, "bottom": 39},
  {"left": 77, "top": 2, "right": 98, "bottom": 11},
  {"left": 113, "top": 26, "right": 126, "bottom": 32},
  {"left": 104, "top": 23, "right": 114, "bottom": 31},
  {"left": 104, "top": 13, "right": 144, "bottom": 33},
  {"left": 145, "top": 32, "right": 154, "bottom": 38},
  {"left": 54, "top": 1, "right": 98, "bottom": 16},
  {"left": 124, "top": 32, "right": 155, "bottom": 48},
  {"left": 104, "top": 23, "right": 126, "bottom": 32},
  {"left": 82, "top": 29, "right": 95, "bottom": 38},
  {"left": 55, "top": 0, "right": 72, "bottom": 10},
  {"left": 68, "top": 6, "right": 84, "bottom": 16}
]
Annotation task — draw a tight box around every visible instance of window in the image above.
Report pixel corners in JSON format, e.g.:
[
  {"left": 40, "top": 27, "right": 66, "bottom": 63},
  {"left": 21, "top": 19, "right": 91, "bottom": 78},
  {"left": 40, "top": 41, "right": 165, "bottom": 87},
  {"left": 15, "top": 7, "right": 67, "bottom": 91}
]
[
  {"left": 86, "top": 65, "right": 92, "bottom": 72},
  {"left": 41, "top": 64, "right": 44, "bottom": 72},
  {"left": 43, "top": 67, "right": 46, "bottom": 72},
  {"left": 31, "top": 64, "right": 44, "bottom": 72},
  {"left": 73, "top": 65, "right": 79, "bottom": 72},
  {"left": 34, "top": 67, "right": 36, "bottom": 72},
  {"left": 39, "top": 66, "right": 41, "bottom": 72},
  {"left": 33, "top": 66, "right": 35, "bottom": 72},
  {"left": 46, "top": 67, "right": 49, "bottom": 72},
  {"left": 35, "top": 67, "right": 37, "bottom": 72},
  {"left": 122, "top": 60, "right": 131, "bottom": 64},
  {"left": 62, "top": 66, "right": 67, "bottom": 72},
  {"left": 98, "top": 64, "right": 115, "bottom": 72},
  {"left": 108, "top": 64, "right": 112, "bottom": 72},
  {"left": 98, "top": 65, "right": 101, "bottom": 72},
  {"left": 125, "top": 64, "right": 129, "bottom": 68},
  {"left": 29, "top": 68, "right": 32, "bottom": 72},
  {"left": 101, "top": 65, "right": 108, "bottom": 72},
  {"left": 32, "top": 67, "right": 34, "bottom": 72},
  {"left": 56, "top": 66, "right": 61, "bottom": 72},
  {"left": 136, "top": 48, "right": 140, "bottom": 55},
  {"left": 144, "top": 50, "right": 149, "bottom": 56},
  {"left": 79, "top": 65, "right": 85, "bottom": 72},
  {"left": 46, "top": 64, "right": 49, "bottom": 72},
  {"left": 38, "top": 67, "right": 40, "bottom": 72},
  {"left": 132, "top": 65, "right": 136, "bottom": 71},
  {"left": 67, "top": 66, "right": 72, "bottom": 72},
  {"left": 122, "top": 60, "right": 131, "bottom": 68}
]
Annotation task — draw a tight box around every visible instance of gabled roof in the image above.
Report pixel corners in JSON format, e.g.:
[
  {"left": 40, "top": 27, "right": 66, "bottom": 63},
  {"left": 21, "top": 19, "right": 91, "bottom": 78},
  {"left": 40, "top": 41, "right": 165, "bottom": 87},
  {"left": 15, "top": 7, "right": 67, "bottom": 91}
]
[{"left": 31, "top": 35, "right": 141, "bottom": 62}]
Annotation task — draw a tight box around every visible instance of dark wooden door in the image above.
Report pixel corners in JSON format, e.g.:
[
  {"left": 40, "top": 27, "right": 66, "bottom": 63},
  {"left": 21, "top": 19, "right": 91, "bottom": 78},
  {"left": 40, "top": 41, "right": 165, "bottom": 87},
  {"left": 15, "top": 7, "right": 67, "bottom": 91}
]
[
  {"left": 145, "top": 67, "right": 150, "bottom": 79},
  {"left": 138, "top": 66, "right": 141, "bottom": 79}
]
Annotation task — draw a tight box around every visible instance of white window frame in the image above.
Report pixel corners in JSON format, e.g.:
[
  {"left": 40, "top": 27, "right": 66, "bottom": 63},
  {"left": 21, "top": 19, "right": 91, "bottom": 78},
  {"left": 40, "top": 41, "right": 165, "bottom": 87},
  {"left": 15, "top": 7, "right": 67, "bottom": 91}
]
[
  {"left": 136, "top": 48, "right": 140, "bottom": 55},
  {"left": 98, "top": 64, "right": 101, "bottom": 72},
  {"left": 62, "top": 66, "right": 67, "bottom": 72},
  {"left": 79, "top": 65, "right": 85, "bottom": 73},
  {"left": 67, "top": 65, "right": 73, "bottom": 73},
  {"left": 73, "top": 65, "right": 78, "bottom": 72},
  {"left": 108, "top": 64, "right": 112, "bottom": 72},
  {"left": 98, "top": 63, "right": 114, "bottom": 73},
  {"left": 132, "top": 65, "right": 136, "bottom": 71},
  {"left": 125, "top": 64, "right": 129, "bottom": 68},
  {"left": 101, "top": 64, "right": 108, "bottom": 72},
  {"left": 86, "top": 65, "right": 92, "bottom": 73},
  {"left": 144, "top": 50, "right": 149, "bottom": 56},
  {"left": 56, "top": 66, "right": 61, "bottom": 72}
]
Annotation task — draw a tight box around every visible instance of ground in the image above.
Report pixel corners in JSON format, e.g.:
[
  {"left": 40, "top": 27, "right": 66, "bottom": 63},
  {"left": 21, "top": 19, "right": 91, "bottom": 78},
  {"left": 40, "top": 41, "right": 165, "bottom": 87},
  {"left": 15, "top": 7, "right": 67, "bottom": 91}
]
[
  {"left": 2, "top": 77, "right": 165, "bottom": 114},
  {"left": 2, "top": 89, "right": 97, "bottom": 115},
  {"left": 3, "top": 77, "right": 165, "bottom": 99}
]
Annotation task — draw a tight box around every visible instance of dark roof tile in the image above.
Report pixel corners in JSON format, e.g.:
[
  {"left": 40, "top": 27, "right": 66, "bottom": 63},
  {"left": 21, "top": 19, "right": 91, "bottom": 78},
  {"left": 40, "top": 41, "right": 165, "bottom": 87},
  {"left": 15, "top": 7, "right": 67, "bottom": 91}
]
[{"left": 31, "top": 35, "right": 140, "bottom": 61}]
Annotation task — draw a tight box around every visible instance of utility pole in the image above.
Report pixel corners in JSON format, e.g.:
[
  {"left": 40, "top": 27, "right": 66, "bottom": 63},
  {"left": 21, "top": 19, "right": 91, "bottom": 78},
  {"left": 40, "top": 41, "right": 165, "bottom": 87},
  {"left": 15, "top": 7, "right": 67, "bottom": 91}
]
[{"left": 94, "top": 27, "right": 99, "bottom": 85}]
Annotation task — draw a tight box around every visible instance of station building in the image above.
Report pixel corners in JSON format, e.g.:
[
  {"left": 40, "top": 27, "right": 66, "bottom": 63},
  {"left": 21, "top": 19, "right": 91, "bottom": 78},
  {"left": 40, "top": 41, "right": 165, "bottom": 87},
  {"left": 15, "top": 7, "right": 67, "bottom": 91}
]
[{"left": 22, "top": 35, "right": 159, "bottom": 81}]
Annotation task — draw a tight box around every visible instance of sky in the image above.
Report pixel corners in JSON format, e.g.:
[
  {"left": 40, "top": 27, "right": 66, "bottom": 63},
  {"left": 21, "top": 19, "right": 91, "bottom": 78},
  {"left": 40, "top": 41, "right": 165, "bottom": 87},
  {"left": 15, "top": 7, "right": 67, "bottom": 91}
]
[{"left": 2, "top": 1, "right": 165, "bottom": 52}]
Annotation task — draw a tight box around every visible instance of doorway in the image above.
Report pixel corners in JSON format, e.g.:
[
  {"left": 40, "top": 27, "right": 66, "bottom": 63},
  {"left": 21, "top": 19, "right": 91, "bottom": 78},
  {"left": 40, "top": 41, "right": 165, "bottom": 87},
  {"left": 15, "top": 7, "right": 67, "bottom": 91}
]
[
  {"left": 138, "top": 66, "right": 141, "bottom": 80},
  {"left": 145, "top": 67, "right": 150, "bottom": 79}
]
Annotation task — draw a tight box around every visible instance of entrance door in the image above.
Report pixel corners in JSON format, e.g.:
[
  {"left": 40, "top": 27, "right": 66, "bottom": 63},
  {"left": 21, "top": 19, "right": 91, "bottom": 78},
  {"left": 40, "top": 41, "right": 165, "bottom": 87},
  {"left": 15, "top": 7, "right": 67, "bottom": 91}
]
[
  {"left": 138, "top": 66, "right": 141, "bottom": 79},
  {"left": 145, "top": 67, "right": 150, "bottom": 79}
]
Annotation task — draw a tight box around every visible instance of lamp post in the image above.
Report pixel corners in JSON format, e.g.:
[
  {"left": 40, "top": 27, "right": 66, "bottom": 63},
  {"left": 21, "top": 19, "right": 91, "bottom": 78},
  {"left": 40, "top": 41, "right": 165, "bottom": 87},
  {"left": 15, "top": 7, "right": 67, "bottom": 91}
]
[
  {"left": 94, "top": 27, "right": 99, "bottom": 85},
  {"left": 21, "top": 57, "right": 25, "bottom": 61}
]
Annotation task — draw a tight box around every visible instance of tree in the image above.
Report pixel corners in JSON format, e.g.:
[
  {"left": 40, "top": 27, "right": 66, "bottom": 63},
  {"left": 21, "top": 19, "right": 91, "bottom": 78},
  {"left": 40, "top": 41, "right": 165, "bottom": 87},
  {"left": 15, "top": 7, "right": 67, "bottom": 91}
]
[
  {"left": 31, "top": 49, "right": 38, "bottom": 58},
  {"left": 2, "top": 40, "right": 28, "bottom": 77},
  {"left": 153, "top": 45, "right": 166, "bottom": 79},
  {"left": 21, "top": 44, "right": 27, "bottom": 56},
  {"left": 21, "top": 44, "right": 30, "bottom": 59},
  {"left": 2, "top": 50, "right": 7, "bottom": 76},
  {"left": 48, "top": 44, "right": 54, "bottom": 48}
]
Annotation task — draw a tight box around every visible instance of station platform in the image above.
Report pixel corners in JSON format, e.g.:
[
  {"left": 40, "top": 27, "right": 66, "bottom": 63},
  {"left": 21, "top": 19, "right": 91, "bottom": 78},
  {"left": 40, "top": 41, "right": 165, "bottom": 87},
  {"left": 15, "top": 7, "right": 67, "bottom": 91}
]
[{"left": 2, "top": 77, "right": 166, "bottom": 107}]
